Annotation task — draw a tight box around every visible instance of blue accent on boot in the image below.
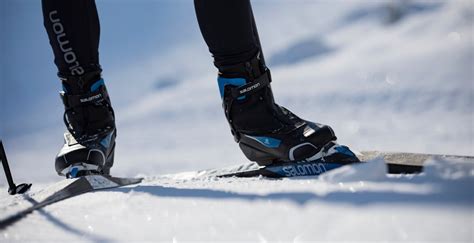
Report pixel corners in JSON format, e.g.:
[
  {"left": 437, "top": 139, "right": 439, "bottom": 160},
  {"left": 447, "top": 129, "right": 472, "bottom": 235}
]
[
  {"left": 90, "top": 79, "right": 105, "bottom": 92},
  {"left": 100, "top": 131, "right": 114, "bottom": 148},
  {"left": 70, "top": 167, "right": 79, "bottom": 178},
  {"left": 217, "top": 77, "right": 246, "bottom": 100},
  {"left": 335, "top": 145, "right": 355, "bottom": 157},
  {"left": 245, "top": 135, "right": 281, "bottom": 148}
]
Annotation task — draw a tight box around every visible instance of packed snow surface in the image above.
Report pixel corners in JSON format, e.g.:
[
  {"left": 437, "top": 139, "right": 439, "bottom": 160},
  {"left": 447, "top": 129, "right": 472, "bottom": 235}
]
[
  {"left": 1, "top": 0, "right": 473, "bottom": 242},
  {"left": 1, "top": 157, "right": 473, "bottom": 242}
]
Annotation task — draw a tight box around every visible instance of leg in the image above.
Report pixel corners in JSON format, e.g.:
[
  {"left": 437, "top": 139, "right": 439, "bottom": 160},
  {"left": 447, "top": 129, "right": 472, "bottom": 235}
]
[
  {"left": 42, "top": 0, "right": 116, "bottom": 177},
  {"left": 42, "top": 0, "right": 101, "bottom": 77},
  {"left": 194, "top": 0, "right": 359, "bottom": 165},
  {"left": 194, "top": 0, "right": 260, "bottom": 68}
]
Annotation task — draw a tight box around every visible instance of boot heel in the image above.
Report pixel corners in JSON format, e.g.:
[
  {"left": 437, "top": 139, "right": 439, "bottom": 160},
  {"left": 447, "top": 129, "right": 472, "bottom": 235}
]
[{"left": 239, "top": 142, "right": 276, "bottom": 166}]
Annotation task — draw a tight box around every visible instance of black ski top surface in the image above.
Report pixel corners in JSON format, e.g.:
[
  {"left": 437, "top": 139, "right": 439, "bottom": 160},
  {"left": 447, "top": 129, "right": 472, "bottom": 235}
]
[
  {"left": 214, "top": 151, "right": 473, "bottom": 178},
  {"left": 217, "top": 159, "right": 357, "bottom": 178},
  {"left": 0, "top": 175, "right": 142, "bottom": 230}
]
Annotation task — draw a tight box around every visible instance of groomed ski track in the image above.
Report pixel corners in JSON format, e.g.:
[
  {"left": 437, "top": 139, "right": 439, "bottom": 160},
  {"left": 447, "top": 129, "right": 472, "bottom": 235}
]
[{"left": 0, "top": 154, "right": 473, "bottom": 242}]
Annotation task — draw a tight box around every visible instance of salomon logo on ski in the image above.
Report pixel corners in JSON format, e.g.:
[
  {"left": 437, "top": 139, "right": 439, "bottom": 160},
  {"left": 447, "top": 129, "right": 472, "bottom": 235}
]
[{"left": 280, "top": 162, "right": 327, "bottom": 177}]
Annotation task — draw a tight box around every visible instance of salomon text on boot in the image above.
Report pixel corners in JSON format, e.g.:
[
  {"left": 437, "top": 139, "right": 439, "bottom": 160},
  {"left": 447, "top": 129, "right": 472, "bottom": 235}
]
[
  {"left": 217, "top": 53, "right": 359, "bottom": 166},
  {"left": 55, "top": 71, "right": 116, "bottom": 178}
]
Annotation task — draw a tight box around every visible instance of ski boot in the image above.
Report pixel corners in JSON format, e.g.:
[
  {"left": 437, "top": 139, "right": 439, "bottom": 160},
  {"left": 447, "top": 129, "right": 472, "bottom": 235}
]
[
  {"left": 217, "top": 53, "right": 359, "bottom": 166},
  {"left": 55, "top": 70, "right": 116, "bottom": 178}
]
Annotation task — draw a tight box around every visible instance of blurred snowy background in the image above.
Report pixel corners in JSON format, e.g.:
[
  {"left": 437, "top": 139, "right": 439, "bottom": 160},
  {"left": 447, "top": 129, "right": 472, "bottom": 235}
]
[{"left": 1, "top": 0, "right": 473, "bottom": 183}]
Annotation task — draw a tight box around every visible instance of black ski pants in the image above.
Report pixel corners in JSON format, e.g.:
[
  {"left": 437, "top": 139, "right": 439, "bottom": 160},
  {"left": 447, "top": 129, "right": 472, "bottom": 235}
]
[{"left": 42, "top": 0, "right": 262, "bottom": 77}]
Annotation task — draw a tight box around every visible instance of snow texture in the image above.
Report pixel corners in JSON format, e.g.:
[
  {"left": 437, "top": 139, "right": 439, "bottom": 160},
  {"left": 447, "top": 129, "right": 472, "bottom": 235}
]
[
  {"left": 1, "top": 0, "right": 473, "bottom": 242},
  {"left": 1, "top": 157, "right": 473, "bottom": 242}
]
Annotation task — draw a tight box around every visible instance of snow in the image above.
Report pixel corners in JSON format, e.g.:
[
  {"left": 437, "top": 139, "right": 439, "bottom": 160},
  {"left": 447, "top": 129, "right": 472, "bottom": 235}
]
[
  {"left": 1, "top": 0, "right": 473, "bottom": 242},
  {"left": 1, "top": 157, "right": 473, "bottom": 242}
]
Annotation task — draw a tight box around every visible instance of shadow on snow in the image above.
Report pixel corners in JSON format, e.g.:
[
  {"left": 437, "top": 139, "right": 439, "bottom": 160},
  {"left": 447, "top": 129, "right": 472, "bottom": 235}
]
[
  {"left": 113, "top": 180, "right": 473, "bottom": 207},
  {"left": 24, "top": 197, "right": 110, "bottom": 243}
]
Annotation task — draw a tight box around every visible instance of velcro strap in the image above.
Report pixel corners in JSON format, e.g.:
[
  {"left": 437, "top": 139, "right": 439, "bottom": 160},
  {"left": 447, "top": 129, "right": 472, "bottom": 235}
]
[
  {"left": 230, "top": 71, "right": 271, "bottom": 99},
  {"left": 61, "top": 86, "right": 109, "bottom": 108}
]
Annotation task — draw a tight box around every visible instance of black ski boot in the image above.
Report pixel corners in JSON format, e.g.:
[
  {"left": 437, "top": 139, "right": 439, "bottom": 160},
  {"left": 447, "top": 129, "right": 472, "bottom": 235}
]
[
  {"left": 217, "top": 53, "right": 359, "bottom": 166},
  {"left": 55, "top": 71, "right": 116, "bottom": 178}
]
